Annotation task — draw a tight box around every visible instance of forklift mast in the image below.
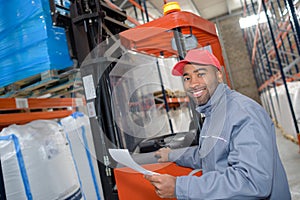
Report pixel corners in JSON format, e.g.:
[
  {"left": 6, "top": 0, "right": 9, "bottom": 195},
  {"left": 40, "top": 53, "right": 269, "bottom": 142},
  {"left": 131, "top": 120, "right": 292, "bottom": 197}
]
[{"left": 50, "top": 1, "right": 130, "bottom": 199}]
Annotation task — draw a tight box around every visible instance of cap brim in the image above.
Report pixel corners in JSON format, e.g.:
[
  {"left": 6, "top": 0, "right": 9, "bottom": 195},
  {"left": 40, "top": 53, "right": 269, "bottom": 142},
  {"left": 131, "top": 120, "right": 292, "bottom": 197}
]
[{"left": 172, "top": 60, "right": 189, "bottom": 76}]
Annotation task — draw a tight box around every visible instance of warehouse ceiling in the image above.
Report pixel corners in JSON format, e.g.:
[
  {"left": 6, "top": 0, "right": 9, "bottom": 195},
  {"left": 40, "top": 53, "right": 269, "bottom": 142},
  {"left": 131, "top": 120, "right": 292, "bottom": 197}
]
[
  {"left": 112, "top": 0, "right": 252, "bottom": 24},
  {"left": 146, "top": 0, "right": 244, "bottom": 19}
]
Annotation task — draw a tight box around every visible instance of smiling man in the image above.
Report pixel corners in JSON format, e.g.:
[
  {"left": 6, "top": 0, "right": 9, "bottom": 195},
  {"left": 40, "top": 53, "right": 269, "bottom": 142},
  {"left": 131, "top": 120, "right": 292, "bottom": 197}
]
[{"left": 144, "top": 49, "right": 291, "bottom": 200}]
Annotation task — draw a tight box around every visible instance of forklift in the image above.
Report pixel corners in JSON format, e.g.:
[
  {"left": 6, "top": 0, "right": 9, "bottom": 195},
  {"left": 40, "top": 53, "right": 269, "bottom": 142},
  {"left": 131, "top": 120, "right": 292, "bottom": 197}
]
[{"left": 0, "top": 1, "right": 226, "bottom": 199}]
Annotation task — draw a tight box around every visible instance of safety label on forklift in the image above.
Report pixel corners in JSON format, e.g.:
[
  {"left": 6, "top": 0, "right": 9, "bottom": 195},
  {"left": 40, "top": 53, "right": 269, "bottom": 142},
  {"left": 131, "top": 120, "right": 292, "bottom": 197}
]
[{"left": 82, "top": 74, "right": 96, "bottom": 100}]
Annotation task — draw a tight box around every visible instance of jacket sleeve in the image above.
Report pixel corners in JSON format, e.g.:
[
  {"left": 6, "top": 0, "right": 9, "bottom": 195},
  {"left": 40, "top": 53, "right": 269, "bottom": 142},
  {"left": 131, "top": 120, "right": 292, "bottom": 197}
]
[
  {"left": 175, "top": 104, "right": 276, "bottom": 200},
  {"left": 169, "top": 146, "right": 202, "bottom": 169}
]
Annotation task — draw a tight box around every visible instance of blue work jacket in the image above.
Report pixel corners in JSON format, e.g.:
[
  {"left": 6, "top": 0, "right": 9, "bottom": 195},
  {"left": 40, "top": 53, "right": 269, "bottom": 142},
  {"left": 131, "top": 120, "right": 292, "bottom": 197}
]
[{"left": 169, "top": 83, "right": 291, "bottom": 200}]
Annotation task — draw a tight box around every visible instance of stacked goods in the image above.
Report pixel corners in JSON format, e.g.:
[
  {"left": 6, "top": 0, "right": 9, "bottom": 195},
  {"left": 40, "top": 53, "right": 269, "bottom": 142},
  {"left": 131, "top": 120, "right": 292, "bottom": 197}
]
[
  {"left": 0, "top": 0, "right": 73, "bottom": 87},
  {"left": 0, "top": 120, "right": 82, "bottom": 200},
  {"left": 60, "top": 112, "right": 103, "bottom": 200}
]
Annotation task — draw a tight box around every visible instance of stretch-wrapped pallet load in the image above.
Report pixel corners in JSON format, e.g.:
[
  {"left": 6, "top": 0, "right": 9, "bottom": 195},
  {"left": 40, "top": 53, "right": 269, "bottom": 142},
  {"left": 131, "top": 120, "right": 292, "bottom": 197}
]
[
  {"left": 261, "top": 81, "right": 300, "bottom": 138},
  {"left": 0, "top": 0, "right": 73, "bottom": 87},
  {"left": 0, "top": 120, "right": 82, "bottom": 200},
  {"left": 60, "top": 112, "right": 103, "bottom": 200}
]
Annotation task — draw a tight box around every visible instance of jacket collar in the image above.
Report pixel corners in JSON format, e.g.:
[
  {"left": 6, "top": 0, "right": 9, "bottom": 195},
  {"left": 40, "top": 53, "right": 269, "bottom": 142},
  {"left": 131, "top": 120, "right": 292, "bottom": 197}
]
[
  {"left": 196, "top": 83, "right": 227, "bottom": 116},
  {"left": 195, "top": 83, "right": 228, "bottom": 158}
]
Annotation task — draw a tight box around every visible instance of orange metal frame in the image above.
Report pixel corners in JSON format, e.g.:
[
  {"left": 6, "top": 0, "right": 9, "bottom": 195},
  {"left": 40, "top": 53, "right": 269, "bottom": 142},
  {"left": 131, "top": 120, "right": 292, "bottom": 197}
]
[
  {"left": 0, "top": 98, "right": 84, "bottom": 130},
  {"left": 258, "top": 72, "right": 300, "bottom": 92},
  {"left": 103, "top": 0, "right": 141, "bottom": 26},
  {"left": 114, "top": 162, "right": 202, "bottom": 200},
  {"left": 251, "top": 0, "right": 262, "bottom": 65},
  {"left": 119, "top": 11, "right": 231, "bottom": 87}
]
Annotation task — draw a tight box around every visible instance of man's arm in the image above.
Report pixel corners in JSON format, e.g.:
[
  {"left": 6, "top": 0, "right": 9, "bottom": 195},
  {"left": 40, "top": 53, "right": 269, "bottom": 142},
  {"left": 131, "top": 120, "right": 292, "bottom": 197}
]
[
  {"left": 155, "top": 146, "right": 202, "bottom": 169},
  {"left": 175, "top": 106, "right": 276, "bottom": 199}
]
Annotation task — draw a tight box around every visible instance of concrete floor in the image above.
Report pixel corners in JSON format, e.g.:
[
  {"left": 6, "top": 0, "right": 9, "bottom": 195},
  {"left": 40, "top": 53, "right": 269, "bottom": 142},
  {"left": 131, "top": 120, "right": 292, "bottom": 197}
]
[{"left": 276, "top": 128, "right": 300, "bottom": 200}]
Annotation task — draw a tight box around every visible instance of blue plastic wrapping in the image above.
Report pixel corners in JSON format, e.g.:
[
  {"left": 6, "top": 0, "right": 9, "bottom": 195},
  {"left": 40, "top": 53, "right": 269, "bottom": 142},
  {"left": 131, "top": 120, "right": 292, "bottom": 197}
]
[
  {"left": 0, "top": 0, "right": 73, "bottom": 87},
  {"left": 55, "top": 0, "right": 71, "bottom": 15}
]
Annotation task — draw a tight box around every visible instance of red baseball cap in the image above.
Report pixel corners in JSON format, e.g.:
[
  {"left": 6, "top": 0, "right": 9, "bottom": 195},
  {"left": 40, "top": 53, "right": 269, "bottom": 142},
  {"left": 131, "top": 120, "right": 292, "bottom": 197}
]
[{"left": 172, "top": 49, "right": 222, "bottom": 76}]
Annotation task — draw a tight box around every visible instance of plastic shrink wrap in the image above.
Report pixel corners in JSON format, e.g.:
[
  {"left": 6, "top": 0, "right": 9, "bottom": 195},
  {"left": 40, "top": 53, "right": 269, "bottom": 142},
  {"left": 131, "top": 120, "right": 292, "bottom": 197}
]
[
  {"left": 260, "top": 81, "right": 300, "bottom": 138},
  {"left": 0, "top": 0, "right": 73, "bottom": 87},
  {"left": 60, "top": 112, "right": 103, "bottom": 200},
  {"left": 0, "top": 120, "right": 82, "bottom": 200}
]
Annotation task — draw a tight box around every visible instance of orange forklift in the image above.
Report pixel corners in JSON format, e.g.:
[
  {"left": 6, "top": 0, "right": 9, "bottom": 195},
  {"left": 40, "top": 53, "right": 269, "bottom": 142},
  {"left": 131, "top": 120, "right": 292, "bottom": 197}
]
[{"left": 49, "top": 1, "right": 229, "bottom": 200}]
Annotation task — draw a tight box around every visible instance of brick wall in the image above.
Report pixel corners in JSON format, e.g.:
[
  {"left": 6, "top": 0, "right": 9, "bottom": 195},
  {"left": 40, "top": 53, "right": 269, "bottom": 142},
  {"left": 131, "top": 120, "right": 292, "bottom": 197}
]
[{"left": 216, "top": 13, "right": 261, "bottom": 103}]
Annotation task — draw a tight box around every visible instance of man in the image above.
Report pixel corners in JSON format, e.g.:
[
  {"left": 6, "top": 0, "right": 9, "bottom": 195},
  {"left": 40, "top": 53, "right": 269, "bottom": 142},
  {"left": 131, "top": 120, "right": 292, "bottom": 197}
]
[{"left": 144, "top": 49, "right": 291, "bottom": 199}]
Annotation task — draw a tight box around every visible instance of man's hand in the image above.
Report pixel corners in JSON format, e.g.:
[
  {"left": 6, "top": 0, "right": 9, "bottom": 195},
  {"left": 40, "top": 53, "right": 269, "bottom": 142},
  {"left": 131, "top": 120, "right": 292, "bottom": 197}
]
[
  {"left": 144, "top": 174, "right": 176, "bottom": 198},
  {"left": 155, "top": 147, "right": 171, "bottom": 162}
]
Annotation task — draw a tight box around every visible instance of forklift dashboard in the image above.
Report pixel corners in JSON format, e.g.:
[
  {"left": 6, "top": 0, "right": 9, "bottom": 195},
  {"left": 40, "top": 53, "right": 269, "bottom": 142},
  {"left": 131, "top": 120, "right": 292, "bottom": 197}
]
[{"left": 137, "top": 130, "right": 198, "bottom": 153}]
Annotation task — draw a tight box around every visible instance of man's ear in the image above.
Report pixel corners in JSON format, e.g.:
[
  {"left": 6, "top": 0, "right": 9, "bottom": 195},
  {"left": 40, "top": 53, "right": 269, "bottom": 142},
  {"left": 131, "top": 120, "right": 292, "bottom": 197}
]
[{"left": 216, "top": 71, "right": 223, "bottom": 83}]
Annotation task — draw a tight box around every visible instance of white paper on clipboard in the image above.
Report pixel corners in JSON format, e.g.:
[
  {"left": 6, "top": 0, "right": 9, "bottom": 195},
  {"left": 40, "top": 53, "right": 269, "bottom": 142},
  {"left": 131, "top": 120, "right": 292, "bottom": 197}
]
[{"left": 108, "top": 149, "right": 159, "bottom": 175}]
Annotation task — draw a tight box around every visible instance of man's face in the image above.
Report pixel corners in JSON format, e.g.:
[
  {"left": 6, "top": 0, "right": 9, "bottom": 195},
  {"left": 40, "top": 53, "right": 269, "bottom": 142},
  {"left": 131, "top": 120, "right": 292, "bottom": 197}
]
[{"left": 182, "top": 64, "right": 223, "bottom": 106}]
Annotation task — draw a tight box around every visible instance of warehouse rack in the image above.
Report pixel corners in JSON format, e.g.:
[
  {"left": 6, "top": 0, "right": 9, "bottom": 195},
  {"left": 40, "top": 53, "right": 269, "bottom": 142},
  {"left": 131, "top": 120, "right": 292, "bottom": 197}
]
[
  {"left": 130, "top": 95, "right": 189, "bottom": 112},
  {"left": 0, "top": 97, "right": 85, "bottom": 130},
  {"left": 103, "top": 0, "right": 156, "bottom": 25},
  {"left": 241, "top": 0, "right": 300, "bottom": 149},
  {"left": 0, "top": 97, "right": 86, "bottom": 198}
]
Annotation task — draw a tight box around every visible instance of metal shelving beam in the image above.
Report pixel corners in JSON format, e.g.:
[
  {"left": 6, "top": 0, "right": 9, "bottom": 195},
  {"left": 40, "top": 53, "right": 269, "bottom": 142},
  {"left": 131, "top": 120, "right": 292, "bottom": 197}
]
[{"left": 242, "top": 0, "right": 300, "bottom": 150}]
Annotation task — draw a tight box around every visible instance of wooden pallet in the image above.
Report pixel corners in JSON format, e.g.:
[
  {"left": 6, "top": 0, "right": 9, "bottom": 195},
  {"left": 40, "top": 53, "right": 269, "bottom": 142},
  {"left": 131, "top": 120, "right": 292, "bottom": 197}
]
[{"left": 0, "top": 67, "right": 82, "bottom": 98}]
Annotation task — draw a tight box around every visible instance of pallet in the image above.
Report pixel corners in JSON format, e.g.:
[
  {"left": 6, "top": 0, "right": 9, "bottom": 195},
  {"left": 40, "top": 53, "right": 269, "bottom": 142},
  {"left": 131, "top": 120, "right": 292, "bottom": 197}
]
[{"left": 0, "top": 67, "right": 83, "bottom": 98}]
